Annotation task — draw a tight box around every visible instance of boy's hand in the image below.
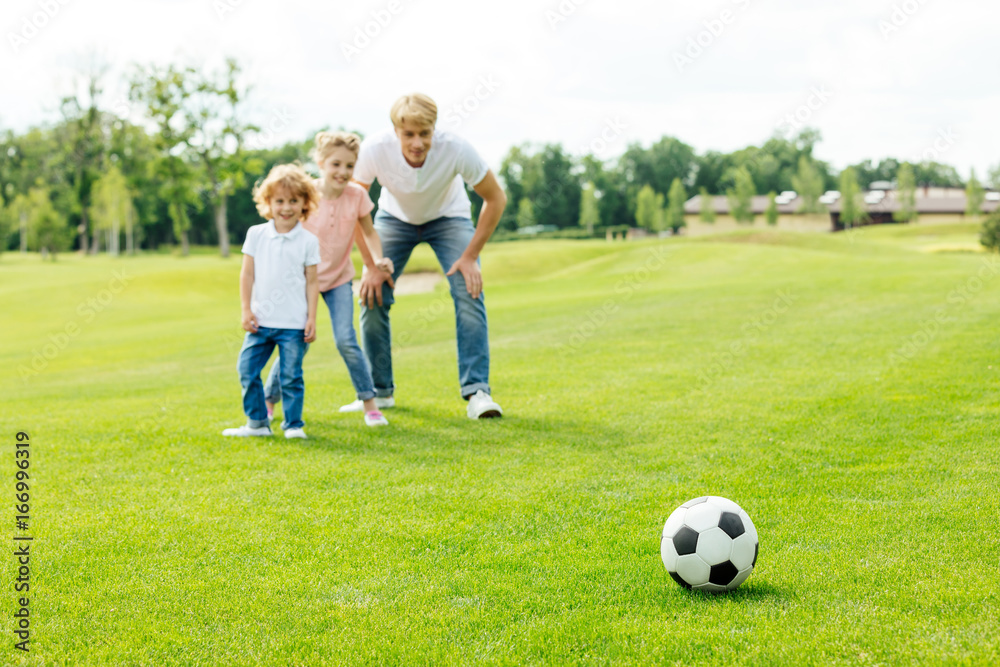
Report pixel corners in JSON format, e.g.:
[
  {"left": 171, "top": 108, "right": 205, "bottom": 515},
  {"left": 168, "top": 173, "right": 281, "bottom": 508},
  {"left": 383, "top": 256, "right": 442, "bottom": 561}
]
[
  {"left": 375, "top": 257, "right": 394, "bottom": 275},
  {"left": 304, "top": 317, "right": 317, "bottom": 343},
  {"left": 241, "top": 310, "right": 259, "bottom": 333}
]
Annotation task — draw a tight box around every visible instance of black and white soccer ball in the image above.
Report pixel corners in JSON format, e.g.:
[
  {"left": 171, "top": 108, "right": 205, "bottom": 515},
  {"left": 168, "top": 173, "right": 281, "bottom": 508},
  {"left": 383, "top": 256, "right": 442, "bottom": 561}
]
[{"left": 660, "top": 496, "right": 758, "bottom": 593}]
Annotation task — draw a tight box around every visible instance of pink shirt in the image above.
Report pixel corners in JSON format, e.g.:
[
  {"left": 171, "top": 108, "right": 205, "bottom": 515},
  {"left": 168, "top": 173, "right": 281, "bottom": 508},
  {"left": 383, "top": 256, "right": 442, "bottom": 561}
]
[{"left": 302, "top": 182, "right": 375, "bottom": 292}]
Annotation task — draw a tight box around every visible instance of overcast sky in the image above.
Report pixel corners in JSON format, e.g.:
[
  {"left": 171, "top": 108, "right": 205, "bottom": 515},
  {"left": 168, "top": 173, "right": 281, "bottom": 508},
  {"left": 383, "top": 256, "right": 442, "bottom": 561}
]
[{"left": 3, "top": 0, "right": 997, "bottom": 179}]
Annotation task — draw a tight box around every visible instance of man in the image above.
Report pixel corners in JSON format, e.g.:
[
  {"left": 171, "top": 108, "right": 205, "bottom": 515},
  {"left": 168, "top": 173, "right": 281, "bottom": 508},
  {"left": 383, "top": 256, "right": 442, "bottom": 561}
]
[{"left": 347, "top": 93, "right": 507, "bottom": 419}]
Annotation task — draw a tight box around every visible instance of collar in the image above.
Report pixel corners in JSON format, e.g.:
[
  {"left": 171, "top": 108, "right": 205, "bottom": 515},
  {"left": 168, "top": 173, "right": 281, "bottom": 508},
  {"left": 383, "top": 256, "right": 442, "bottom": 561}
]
[{"left": 266, "top": 220, "right": 303, "bottom": 239}]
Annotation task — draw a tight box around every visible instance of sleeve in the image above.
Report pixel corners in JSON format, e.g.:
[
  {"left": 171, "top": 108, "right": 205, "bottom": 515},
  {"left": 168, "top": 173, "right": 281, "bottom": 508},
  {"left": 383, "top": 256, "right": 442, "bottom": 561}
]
[
  {"left": 241, "top": 226, "right": 259, "bottom": 256},
  {"left": 304, "top": 234, "right": 321, "bottom": 267},
  {"left": 356, "top": 185, "right": 375, "bottom": 219},
  {"left": 455, "top": 136, "right": 489, "bottom": 187},
  {"left": 353, "top": 137, "right": 378, "bottom": 186}
]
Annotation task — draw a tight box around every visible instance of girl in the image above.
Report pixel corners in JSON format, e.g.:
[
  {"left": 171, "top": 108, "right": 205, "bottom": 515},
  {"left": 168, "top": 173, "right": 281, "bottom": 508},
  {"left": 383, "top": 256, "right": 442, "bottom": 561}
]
[{"left": 265, "top": 132, "right": 394, "bottom": 427}]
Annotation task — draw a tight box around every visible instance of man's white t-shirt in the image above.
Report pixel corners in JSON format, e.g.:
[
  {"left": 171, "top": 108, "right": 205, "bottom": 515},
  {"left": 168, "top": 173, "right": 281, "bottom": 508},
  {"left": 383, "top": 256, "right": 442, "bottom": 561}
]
[
  {"left": 241, "top": 221, "right": 320, "bottom": 329},
  {"left": 354, "top": 128, "right": 490, "bottom": 225}
]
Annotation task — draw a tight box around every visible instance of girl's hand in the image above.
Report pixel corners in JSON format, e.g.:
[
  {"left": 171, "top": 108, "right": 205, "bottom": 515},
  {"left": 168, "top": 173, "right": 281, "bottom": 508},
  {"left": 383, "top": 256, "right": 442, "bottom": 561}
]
[{"left": 375, "top": 257, "right": 394, "bottom": 275}]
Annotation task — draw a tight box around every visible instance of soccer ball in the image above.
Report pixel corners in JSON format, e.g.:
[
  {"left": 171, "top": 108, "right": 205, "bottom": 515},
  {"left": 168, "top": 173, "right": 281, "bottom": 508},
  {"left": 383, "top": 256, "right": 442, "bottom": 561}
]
[{"left": 660, "top": 496, "right": 758, "bottom": 592}]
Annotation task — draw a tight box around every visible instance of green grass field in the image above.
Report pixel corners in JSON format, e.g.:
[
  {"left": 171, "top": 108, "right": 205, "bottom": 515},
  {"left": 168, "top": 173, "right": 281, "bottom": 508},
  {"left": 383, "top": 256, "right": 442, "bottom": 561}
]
[{"left": 3, "top": 223, "right": 999, "bottom": 665}]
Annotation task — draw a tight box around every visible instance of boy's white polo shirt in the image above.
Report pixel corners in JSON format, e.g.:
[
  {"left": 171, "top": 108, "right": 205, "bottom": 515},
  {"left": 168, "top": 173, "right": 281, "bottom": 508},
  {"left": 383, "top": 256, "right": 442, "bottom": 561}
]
[
  {"left": 241, "top": 221, "right": 320, "bottom": 329},
  {"left": 354, "top": 128, "right": 489, "bottom": 225}
]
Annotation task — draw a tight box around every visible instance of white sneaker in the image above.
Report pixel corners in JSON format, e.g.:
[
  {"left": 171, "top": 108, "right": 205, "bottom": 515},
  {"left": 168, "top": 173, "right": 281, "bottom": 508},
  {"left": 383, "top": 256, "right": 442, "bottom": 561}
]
[
  {"left": 467, "top": 390, "right": 502, "bottom": 419},
  {"left": 364, "top": 410, "right": 389, "bottom": 427},
  {"left": 339, "top": 396, "right": 395, "bottom": 412},
  {"left": 223, "top": 424, "right": 272, "bottom": 437},
  {"left": 284, "top": 427, "right": 307, "bottom": 439}
]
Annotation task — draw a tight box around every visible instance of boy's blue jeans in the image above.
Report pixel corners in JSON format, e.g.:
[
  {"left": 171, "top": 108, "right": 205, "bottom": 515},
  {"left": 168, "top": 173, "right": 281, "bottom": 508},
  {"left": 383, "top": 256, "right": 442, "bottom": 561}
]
[
  {"left": 264, "top": 282, "right": 377, "bottom": 406},
  {"left": 359, "top": 212, "right": 491, "bottom": 399},
  {"left": 237, "top": 327, "right": 307, "bottom": 430}
]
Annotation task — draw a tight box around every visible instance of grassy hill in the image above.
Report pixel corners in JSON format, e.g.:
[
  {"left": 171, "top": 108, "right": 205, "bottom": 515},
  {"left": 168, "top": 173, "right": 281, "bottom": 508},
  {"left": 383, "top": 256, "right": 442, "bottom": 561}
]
[{"left": 2, "top": 224, "right": 998, "bottom": 664}]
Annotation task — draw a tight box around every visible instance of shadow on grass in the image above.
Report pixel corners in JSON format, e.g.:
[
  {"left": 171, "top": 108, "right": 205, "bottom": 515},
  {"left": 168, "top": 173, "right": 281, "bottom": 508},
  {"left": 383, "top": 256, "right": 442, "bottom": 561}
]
[
  {"left": 276, "top": 410, "right": 641, "bottom": 458},
  {"left": 675, "top": 580, "right": 788, "bottom": 605}
]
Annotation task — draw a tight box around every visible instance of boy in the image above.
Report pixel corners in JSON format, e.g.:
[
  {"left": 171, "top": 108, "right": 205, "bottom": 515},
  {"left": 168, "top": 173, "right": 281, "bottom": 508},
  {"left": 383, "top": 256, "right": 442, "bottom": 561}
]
[{"left": 223, "top": 164, "right": 321, "bottom": 439}]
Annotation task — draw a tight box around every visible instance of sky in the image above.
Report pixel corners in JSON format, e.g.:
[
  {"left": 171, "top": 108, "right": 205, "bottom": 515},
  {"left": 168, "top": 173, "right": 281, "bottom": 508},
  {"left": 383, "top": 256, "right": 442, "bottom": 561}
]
[{"left": 2, "top": 0, "right": 998, "bottom": 179}]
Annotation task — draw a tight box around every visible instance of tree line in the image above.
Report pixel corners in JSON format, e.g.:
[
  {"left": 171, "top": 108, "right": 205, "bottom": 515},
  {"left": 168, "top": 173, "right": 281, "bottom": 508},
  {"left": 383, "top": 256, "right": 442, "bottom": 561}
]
[{"left": 1, "top": 60, "right": 997, "bottom": 259}]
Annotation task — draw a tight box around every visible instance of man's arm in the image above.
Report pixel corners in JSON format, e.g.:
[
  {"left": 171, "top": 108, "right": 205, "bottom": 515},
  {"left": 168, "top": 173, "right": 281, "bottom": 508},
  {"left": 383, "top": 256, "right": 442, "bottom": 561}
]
[
  {"left": 445, "top": 169, "right": 507, "bottom": 299},
  {"left": 240, "top": 254, "right": 258, "bottom": 333}
]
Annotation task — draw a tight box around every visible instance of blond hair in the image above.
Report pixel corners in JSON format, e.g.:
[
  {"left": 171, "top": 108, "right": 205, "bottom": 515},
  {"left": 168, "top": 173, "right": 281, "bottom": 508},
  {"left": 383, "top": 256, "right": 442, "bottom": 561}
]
[
  {"left": 252, "top": 163, "right": 319, "bottom": 221},
  {"left": 311, "top": 130, "right": 362, "bottom": 163},
  {"left": 389, "top": 93, "right": 437, "bottom": 128}
]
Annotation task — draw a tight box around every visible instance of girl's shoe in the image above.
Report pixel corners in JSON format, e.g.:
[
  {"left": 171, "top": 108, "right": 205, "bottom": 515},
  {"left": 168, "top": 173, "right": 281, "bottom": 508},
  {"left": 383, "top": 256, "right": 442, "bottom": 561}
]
[
  {"left": 340, "top": 397, "right": 395, "bottom": 412},
  {"left": 364, "top": 410, "right": 389, "bottom": 427},
  {"left": 284, "top": 427, "right": 307, "bottom": 439}
]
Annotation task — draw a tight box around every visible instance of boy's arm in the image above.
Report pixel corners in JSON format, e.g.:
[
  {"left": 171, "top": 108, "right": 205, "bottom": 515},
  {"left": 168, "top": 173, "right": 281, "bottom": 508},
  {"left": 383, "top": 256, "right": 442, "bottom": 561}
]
[
  {"left": 240, "top": 255, "right": 258, "bottom": 333},
  {"left": 304, "top": 264, "right": 318, "bottom": 343}
]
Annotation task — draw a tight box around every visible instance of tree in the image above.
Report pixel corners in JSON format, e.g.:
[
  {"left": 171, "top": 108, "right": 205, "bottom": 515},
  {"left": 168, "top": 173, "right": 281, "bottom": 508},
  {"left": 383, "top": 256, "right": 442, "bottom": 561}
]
[
  {"left": 966, "top": 169, "right": 985, "bottom": 219},
  {"left": 90, "top": 165, "right": 134, "bottom": 256},
  {"left": 635, "top": 184, "right": 662, "bottom": 231},
  {"left": 893, "top": 162, "right": 917, "bottom": 223},
  {"left": 666, "top": 177, "right": 687, "bottom": 234},
  {"left": 516, "top": 197, "right": 536, "bottom": 230},
  {"left": 698, "top": 187, "right": 716, "bottom": 223},
  {"left": 499, "top": 143, "right": 579, "bottom": 229},
  {"left": 979, "top": 210, "right": 1000, "bottom": 252},
  {"left": 498, "top": 144, "right": 530, "bottom": 231},
  {"left": 792, "top": 156, "right": 826, "bottom": 214},
  {"left": 765, "top": 191, "right": 779, "bottom": 226},
  {"left": 848, "top": 157, "right": 900, "bottom": 189},
  {"left": 7, "top": 193, "right": 33, "bottom": 253},
  {"left": 987, "top": 162, "right": 1000, "bottom": 192},
  {"left": 534, "top": 144, "right": 580, "bottom": 228},
  {"left": 186, "top": 58, "right": 260, "bottom": 257},
  {"left": 838, "top": 167, "right": 867, "bottom": 229},
  {"left": 913, "top": 161, "right": 963, "bottom": 188},
  {"left": 26, "top": 185, "right": 71, "bottom": 259},
  {"left": 57, "top": 64, "right": 111, "bottom": 253},
  {"left": 0, "top": 193, "right": 9, "bottom": 256},
  {"left": 130, "top": 63, "right": 203, "bottom": 255},
  {"left": 578, "top": 182, "right": 600, "bottom": 234},
  {"left": 726, "top": 166, "right": 755, "bottom": 224}
]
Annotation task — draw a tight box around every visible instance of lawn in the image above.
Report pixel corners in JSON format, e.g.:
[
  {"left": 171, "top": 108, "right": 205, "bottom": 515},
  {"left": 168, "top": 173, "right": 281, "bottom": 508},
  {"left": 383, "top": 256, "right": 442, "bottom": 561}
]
[{"left": 2, "top": 223, "right": 999, "bottom": 665}]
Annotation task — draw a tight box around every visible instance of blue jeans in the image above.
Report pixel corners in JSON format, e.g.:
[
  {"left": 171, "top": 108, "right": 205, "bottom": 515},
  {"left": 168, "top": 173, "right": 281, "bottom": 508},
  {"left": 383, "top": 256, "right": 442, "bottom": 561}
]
[
  {"left": 360, "top": 212, "right": 491, "bottom": 399},
  {"left": 237, "top": 327, "right": 307, "bottom": 430},
  {"left": 265, "top": 282, "right": 377, "bottom": 405}
]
